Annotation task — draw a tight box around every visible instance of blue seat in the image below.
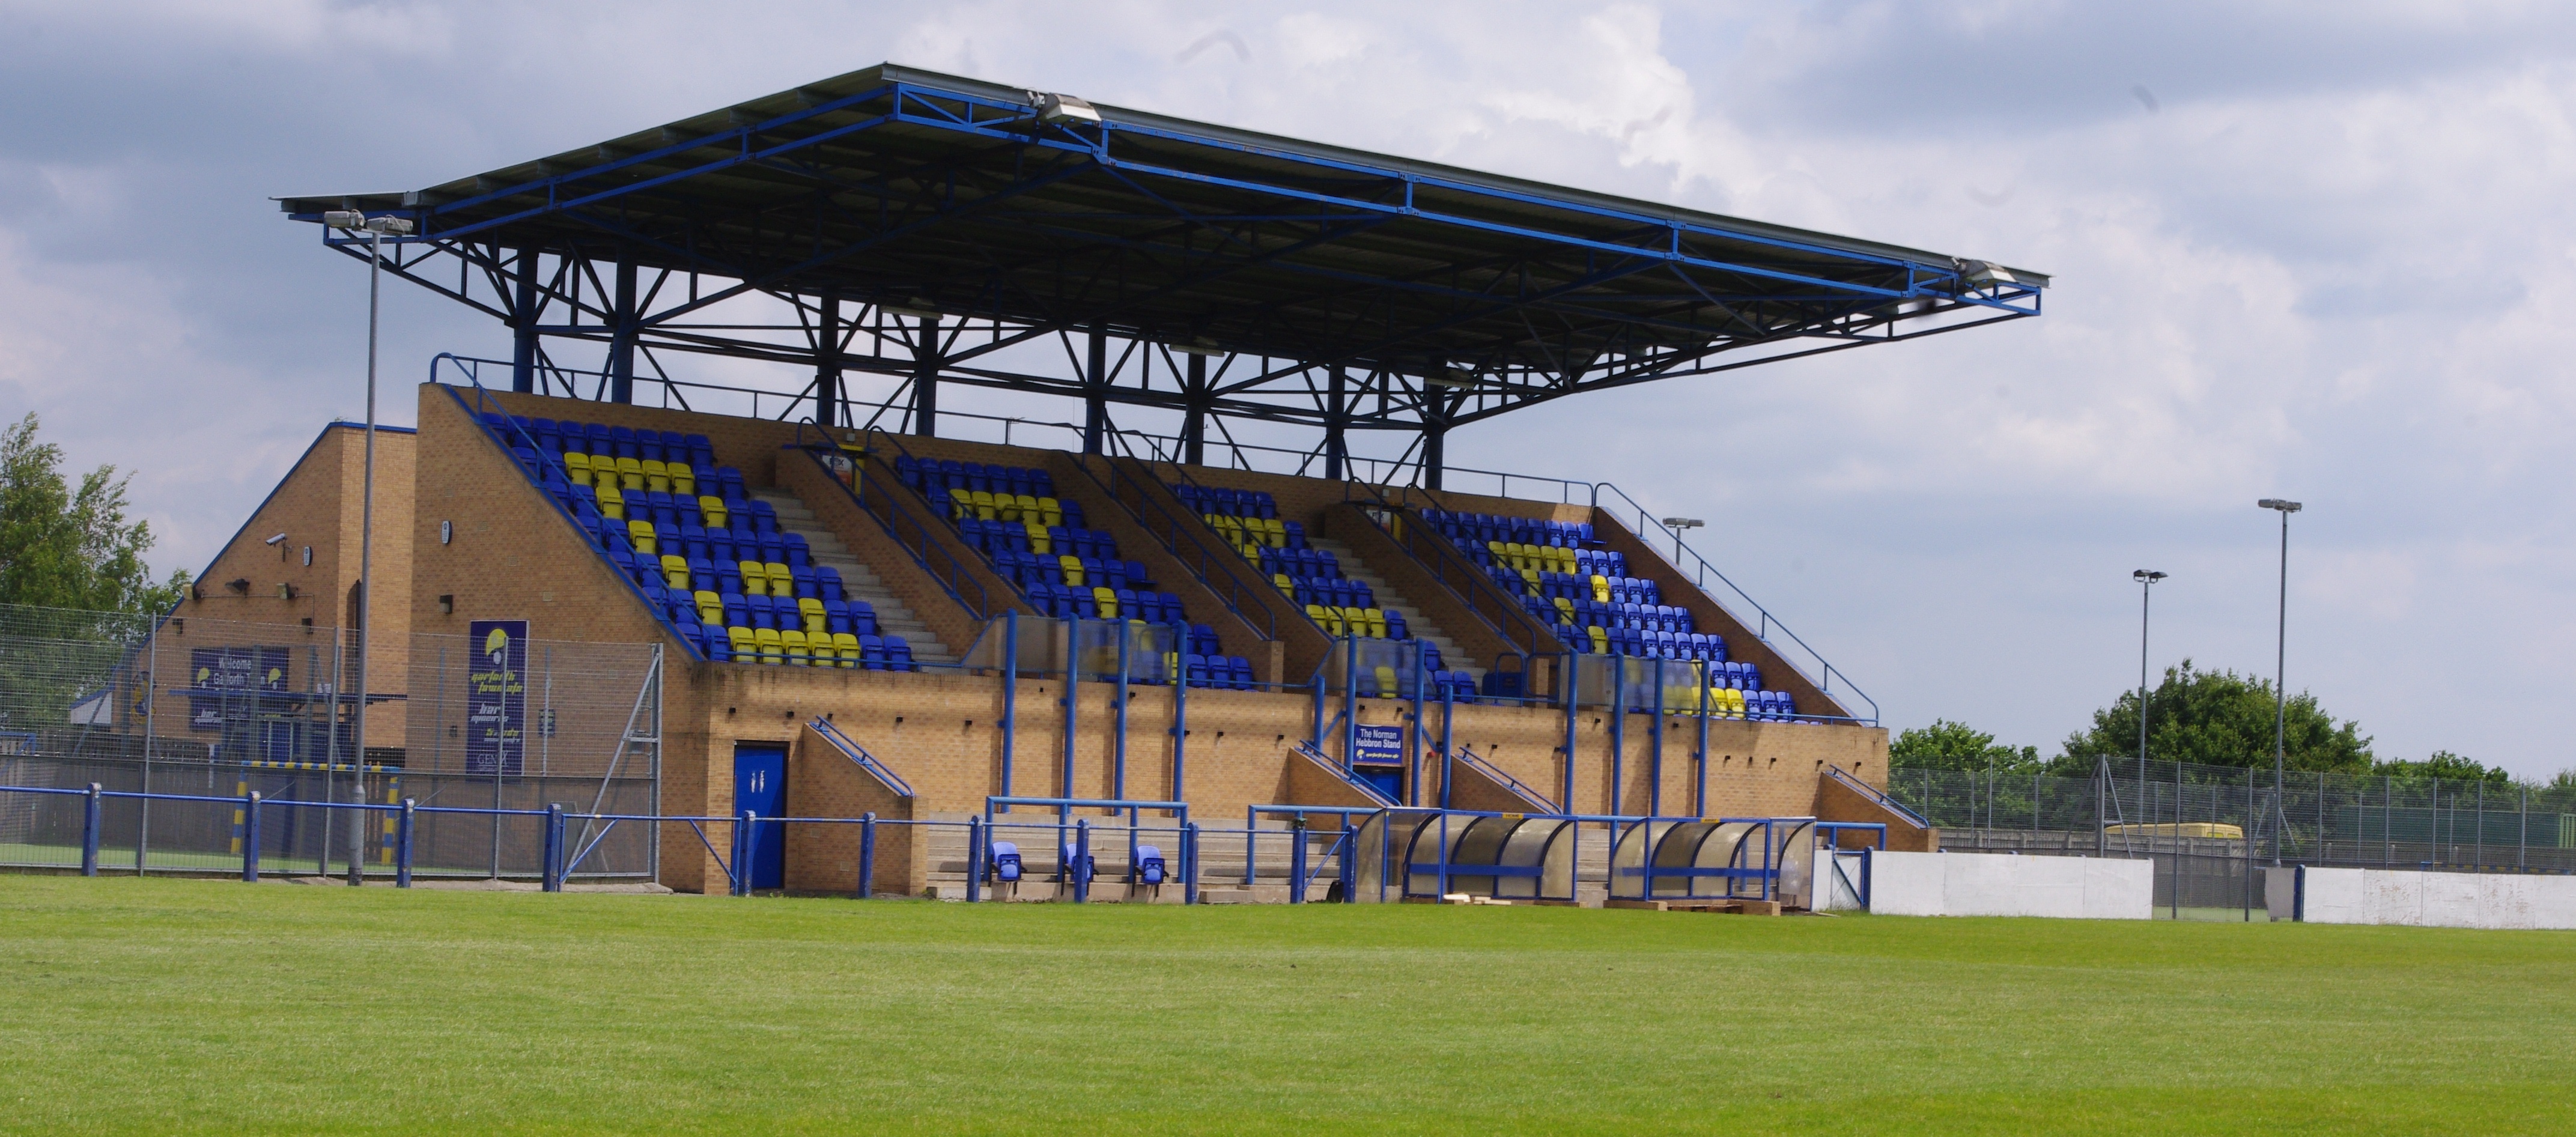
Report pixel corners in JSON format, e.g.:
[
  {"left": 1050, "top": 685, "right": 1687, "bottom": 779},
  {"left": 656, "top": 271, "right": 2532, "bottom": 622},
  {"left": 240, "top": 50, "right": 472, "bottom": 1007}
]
[
  {"left": 990, "top": 841, "right": 1022, "bottom": 883},
  {"left": 1060, "top": 841, "right": 1095, "bottom": 885},
  {"left": 1137, "top": 846, "right": 1166, "bottom": 885},
  {"left": 884, "top": 635, "right": 914, "bottom": 671}
]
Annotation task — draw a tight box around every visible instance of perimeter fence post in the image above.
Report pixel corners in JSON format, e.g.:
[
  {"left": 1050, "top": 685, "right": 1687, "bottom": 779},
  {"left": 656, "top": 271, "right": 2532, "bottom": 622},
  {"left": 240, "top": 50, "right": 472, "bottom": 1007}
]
[
  {"left": 242, "top": 792, "right": 262, "bottom": 882},
  {"left": 396, "top": 798, "right": 415, "bottom": 888},
  {"left": 1074, "top": 819, "right": 1092, "bottom": 903},
  {"left": 80, "top": 783, "right": 102, "bottom": 876},
  {"left": 732, "top": 810, "right": 753, "bottom": 896},
  {"left": 965, "top": 817, "right": 984, "bottom": 903},
  {"left": 1289, "top": 816, "right": 1308, "bottom": 905},
  {"left": 856, "top": 812, "right": 877, "bottom": 900},
  {"left": 542, "top": 804, "right": 565, "bottom": 893},
  {"left": 1182, "top": 821, "right": 1200, "bottom": 905}
]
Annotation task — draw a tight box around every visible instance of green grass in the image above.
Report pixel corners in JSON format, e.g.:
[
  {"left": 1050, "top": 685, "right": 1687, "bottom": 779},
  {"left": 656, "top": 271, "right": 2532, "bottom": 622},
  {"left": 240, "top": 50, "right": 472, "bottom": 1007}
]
[{"left": 2, "top": 878, "right": 2572, "bottom": 1135}]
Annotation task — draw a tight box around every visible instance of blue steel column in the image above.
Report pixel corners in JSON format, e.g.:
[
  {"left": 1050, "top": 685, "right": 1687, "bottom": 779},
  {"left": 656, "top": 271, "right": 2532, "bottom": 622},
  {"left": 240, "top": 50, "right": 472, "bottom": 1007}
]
[
  {"left": 510, "top": 247, "right": 538, "bottom": 393},
  {"left": 912, "top": 314, "right": 939, "bottom": 437},
  {"left": 1062, "top": 614, "right": 1078, "bottom": 819},
  {"left": 1082, "top": 320, "right": 1107, "bottom": 454},
  {"left": 1341, "top": 635, "right": 1358, "bottom": 774},
  {"left": 815, "top": 291, "right": 842, "bottom": 428},
  {"left": 1324, "top": 366, "right": 1347, "bottom": 481},
  {"left": 1406, "top": 646, "right": 1424, "bottom": 805},
  {"left": 1649, "top": 659, "right": 1665, "bottom": 819},
  {"left": 608, "top": 253, "right": 636, "bottom": 404},
  {"left": 1113, "top": 621, "right": 1130, "bottom": 801},
  {"left": 1561, "top": 655, "right": 1579, "bottom": 811},
  {"left": 1000, "top": 611, "right": 1017, "bottom": 807},
  {"left": 1695, "top": 664, "right": 1710, "bottom": 816},
  {"left": 1169, "top": 620, "right": 1188, "bottom": 803},
  {"left": 1609, "top": 656, "right": 1626, "bottom": 817},
  {"left": 1439, "top": 686, "right": 1456, "bottom": 810},
  {"left": 1182, "top": 353, "right": 1208, "bottom": 466}
]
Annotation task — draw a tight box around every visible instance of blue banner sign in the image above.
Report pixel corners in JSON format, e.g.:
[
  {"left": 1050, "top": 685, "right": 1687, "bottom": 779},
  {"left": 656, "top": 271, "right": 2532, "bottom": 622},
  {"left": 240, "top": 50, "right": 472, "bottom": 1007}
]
[
  {"left": 1352, "top": 724, "right": 1405, "bottom": 766},
  {"left": 465, "top": 620, "right": 529, "bottom": 776}
]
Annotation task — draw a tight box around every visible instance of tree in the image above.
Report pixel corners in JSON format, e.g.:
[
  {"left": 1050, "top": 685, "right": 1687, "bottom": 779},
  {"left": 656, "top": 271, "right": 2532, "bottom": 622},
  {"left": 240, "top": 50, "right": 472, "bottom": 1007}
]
[
  {"left": 2055, "top": 659, "right": 2372, "bottom": 775},
  {"left": 0, "top": 413, "right": 188, "bottom": 616},
  {"left": 2374, "top": 750, "right": 2509, "bottom": 785},
  {"left": 1890, "top": 719, "right": 2041, "bottom": 772}
]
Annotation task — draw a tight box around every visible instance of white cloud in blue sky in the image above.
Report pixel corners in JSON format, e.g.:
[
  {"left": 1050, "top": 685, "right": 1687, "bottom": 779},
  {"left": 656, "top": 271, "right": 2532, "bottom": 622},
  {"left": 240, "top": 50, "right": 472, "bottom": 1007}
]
[{"left": 5, "top": 1, "right": 2574, "bottom": 775}]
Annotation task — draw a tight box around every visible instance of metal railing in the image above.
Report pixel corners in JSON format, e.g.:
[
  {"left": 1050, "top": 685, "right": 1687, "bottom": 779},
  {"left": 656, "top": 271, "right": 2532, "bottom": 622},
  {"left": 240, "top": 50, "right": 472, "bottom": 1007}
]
[
  {"left": 1059, "top": 453, "right": 1286, "bottom": 640},
  {"left": 793, "top": 427, "right": 997, "bottom": 622}
]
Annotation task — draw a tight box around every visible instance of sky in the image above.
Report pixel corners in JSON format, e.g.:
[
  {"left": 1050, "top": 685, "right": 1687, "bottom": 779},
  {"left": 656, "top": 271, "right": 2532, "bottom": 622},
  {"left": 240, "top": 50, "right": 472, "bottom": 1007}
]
[{"left": 3, "top": 1, "right": 2574, "bottom": 776}]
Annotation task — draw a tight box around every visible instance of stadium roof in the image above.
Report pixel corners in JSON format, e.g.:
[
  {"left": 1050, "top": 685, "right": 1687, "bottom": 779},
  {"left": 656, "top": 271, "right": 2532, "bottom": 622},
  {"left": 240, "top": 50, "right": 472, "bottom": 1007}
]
[{"left": 280, "top": 62, "right": 2044, "bottom": 465}]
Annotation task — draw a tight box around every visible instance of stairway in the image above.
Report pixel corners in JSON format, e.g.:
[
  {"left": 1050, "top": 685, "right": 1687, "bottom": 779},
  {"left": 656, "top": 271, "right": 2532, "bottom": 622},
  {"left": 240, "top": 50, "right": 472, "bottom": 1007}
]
[
  {"left": 753, "top": 489, "right": 956, "bottom": 666},
  {"left": 1304, "top": 535, "right": 1483, "bottom": 683}
]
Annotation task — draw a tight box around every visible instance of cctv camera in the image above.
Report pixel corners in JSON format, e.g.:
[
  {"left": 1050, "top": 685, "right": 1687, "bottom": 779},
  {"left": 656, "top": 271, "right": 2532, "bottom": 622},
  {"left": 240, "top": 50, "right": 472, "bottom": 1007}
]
[{"left": 264, "top": 533, "right": 288, "bottom": 545}]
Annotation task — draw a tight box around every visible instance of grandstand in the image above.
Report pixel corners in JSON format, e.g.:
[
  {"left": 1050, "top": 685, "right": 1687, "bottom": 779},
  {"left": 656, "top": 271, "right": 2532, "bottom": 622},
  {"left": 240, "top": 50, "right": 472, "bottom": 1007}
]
[{"left": 184, "top": 64, "right": 2044, "bottom": 896}]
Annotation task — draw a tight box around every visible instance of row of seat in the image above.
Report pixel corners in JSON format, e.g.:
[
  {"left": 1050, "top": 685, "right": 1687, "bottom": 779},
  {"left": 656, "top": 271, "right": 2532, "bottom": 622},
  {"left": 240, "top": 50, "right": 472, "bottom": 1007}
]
[
  {"left": 898, "top": 456, "right": 1057, "bottom": 500},
  {"left": 1307, "top": 605, "right": 1410, "bottom": 640},
  {"left": 1422, "top": 508, "right": 1596, "bottom": 550},
  {"left": 1520, "top": 596, "right": 1700, "bottom": 637},
  {"left": 987, "top": 550, "right": 1152, "bottom": 592},
  {"left": 704, "top": 623, "right": 917, "bottom": 669},
  {"left": 947, "top": 488, "right": 1076, "bottom": 529},
  {"left": 959, "top": 519, "right": 1117, "bottom": 561},
  {"left": 1207, "top": 512, "right": 1301, "bottom": 554},
  {"left": 1499, "top": 566, "right": 1662, "bottom": 607},
  {"left": 619, "top": 548, "right": 845, "bottom": 601},
  {"left": 1022, "top": 585, "right": 1186, "bottom": 624},
  {"left": 485, "top": 413, "right": 717, "bottom": 468},
  {"left": 1174, "top": 484, "right": 1279, "bottom": 520}
]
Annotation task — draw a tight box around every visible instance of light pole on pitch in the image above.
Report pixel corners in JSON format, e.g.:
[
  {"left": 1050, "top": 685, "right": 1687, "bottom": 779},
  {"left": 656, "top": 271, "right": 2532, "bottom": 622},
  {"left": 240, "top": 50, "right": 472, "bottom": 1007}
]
[
  {"left": 324, "top": 208, "right": 413, "bottom": 886},
  {"left": 2257, "top": 498, "right": 2301, "bottom": 865}
]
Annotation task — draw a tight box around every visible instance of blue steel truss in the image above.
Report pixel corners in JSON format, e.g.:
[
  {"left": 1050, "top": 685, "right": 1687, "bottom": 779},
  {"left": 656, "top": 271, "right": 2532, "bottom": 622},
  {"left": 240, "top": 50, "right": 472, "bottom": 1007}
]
[{"left": 279, "top": 63, "right": 2043, "bottom": 482}]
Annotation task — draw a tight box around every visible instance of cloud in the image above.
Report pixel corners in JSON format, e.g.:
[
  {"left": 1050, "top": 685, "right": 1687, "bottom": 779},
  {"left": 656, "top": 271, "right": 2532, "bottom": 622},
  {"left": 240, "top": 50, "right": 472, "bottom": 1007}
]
[{"left": 2, "top": 1, "right": 2574, "bottom": 775}]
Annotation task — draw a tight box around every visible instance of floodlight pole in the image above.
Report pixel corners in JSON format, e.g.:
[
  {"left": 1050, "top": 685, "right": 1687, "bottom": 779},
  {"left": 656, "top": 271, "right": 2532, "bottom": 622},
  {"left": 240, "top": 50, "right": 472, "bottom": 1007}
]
[
  {"left": 2132, "top": 571, "right": 2165, "bottom": 793},
  {"left": 348, "top": 223, "right": 384, "bottom": 887},
  {"left": 2259, "top": 499, "right": 2301, "bottom": 864}
]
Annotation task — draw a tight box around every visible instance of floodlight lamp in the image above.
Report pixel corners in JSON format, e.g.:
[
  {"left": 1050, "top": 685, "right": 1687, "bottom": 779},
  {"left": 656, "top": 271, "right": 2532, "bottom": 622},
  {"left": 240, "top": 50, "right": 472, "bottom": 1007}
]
[
  {"left": 1955, "top": 258, "right": 2016, "bottom": 287},
  {"left": 363, "top": 216, "right": 415, "bottom": 235},
  {"left": 2133, "top": 569, "right": 2166, "bottom": 583},
  {"left": 882, "top": 297, "right": 943, "bottom": 320},
  {"left": 322, "top": 210, "right": 366, "bottom": 230},
  {"left": 1663, "top": 518, "right": 1705, "bottom": 530},
  {"left": 2258, "top": 499, "right": 2303, "bottom": 514},
  {"left": 1030, "top": 91, "right": 1101, "bottom": 124},
  {"left": 1171, "top": 339, "right": 1226, "bottom": 357},
  {"left": 1427, "top": 368, "right": 1475, "bottom": 389}
]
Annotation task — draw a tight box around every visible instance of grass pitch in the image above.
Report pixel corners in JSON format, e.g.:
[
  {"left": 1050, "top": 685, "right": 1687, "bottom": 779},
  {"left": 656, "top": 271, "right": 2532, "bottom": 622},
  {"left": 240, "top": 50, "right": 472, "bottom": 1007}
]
[{"left": 2, "top": 876, "right": 2571, "bottom": 1135}]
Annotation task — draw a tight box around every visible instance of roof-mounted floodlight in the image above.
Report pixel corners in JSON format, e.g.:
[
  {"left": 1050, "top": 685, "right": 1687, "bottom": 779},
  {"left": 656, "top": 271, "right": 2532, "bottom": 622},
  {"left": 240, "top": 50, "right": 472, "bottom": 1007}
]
[
  {"left": 1956, "top": 259, "right": 2016, "bottom": 287},
  {"left": 323, "top": 210, "right": 366, "bottom": 229},
  {"left": 1663, "top": 518, "right": 1704, "bottom": 531},
  {"left": 1426, "top": 368, "right": 1476, "bottom": 389},
  {"left": 2257, "top": 499, "right": 2303, "bottom": 513},
  {"left": 1171, "top": 339, "right": 1226, "bottom": 357},
  {"left": 1030, "top": 91, "right": 1101, "bottom": 124},
  {"left": 365, "top": 216, "right": 415, "bottom": 235},
  {"left": 881, "top": 297, "right": 944, "bottom": 320}
]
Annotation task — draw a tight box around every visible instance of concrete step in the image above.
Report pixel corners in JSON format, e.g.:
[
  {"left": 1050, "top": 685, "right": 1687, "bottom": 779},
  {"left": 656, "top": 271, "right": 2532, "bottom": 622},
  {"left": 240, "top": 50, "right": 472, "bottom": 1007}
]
[
  {"left": 1304, "top": 536, "right": 1483, "bottom": 682},
  {"left": 753, "top": 490, "right": 956, "bottom": 664}
]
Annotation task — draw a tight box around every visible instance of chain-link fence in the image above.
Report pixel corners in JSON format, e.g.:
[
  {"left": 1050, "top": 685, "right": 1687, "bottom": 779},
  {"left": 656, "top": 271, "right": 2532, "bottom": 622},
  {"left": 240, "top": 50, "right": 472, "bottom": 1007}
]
[
  {"left": 1891, "top": 759, "right": 2576, "bottom": 920},
  {"left": 0, "top": 603, "right": 659, "bottom": 881}
]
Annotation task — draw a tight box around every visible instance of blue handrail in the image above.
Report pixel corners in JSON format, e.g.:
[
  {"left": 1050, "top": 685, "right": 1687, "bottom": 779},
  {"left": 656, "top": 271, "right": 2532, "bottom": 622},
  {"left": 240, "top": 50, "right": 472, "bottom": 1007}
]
[
  {"left": 807, "top": 717, "right": 916, "bottom": 798},
  {"left": 1060, "top": 453, "right": 1284, "bottom": 640},
  {"left": 1591, "top": 481, "right": 1877, "bottom": 725},
  {"left": 1448, "top": 746, "right": 1558, "bottom": 813},
  {"left": 1825, "top": 765, "right": 1927, "bottom": 829},
  {"left": 1102, "top": 446, "right": 1331, "bottom": 642},
  {"left": 789, "top": 428, "right": 996, "bottom": 620},
  {"left": 1290, "top": 740, "right": 1397, "bottom": 807},
  {"left": 1337, "top": 484, "right": 1553, "bottom": 677}
]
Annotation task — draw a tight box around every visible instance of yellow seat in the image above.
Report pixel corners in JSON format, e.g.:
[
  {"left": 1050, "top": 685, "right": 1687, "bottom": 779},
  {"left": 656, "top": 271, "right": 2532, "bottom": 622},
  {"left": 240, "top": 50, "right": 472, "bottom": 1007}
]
[
  {"left": 1308, "top": 605, "right": 1344, "bottom": 637},
  {"left": 1590, "top": 574, "right": 1611, "bottom": 604},
  {"left": 1361, "top": 607, "right": 1388, "bottom": 638},
  {"left": 1587, "top": 625, "right": 1609, "bottom": 654},
  {"left": 1036, "top": 497, "right": 1062, "bottom": 527},
  {"left": 1552, "top": 596, "right": 1576, "bottom": 622},
  {"left": 615, "top": 456, "right": 644, "bottom": 491},
  {"left": 1549, "top": 547, "right": 1576, "bottom": 573},
  {"left": 764, "top": 563, "right": 793, "bottom": 595},
  {"left": 753, "top": 626, "right": 783, "bottom": 664},
  {"left": 1373, "top": 664, "right": 1400, "bottom": 697},
  {"left": 1011, "top": 494, "right": 1040, "bottom": 523},
  {"left": 1092, "top": 586, "right": 1118, "bottom": 619},
  {"left": 563, "top": 452, "right": 593, "bottom": 487},
  {"left": 805, "top": 635, "right": 835, "bottom": 666},
  {"left": 1258, "top": 518, "right": 1285, "bottom": 547},
  {"left": 798, "top": 596, "right": 826, "bottom": 634},
  {"left": 699, "top": 495, "right": 728, "bottom": 529},
  {"left": 660, "top": 554, "right": 690, "bottom": 589},
  {"left": 641, "top": 459, "right": 670, "bottom": 494},
  {"left": 595, "top": 484, "right": 625, "bottom": 521},
  {"left": 670, "top": 465, "right": 696, "bottom": 496},
  {"left": 1487, "top": 540, "right": 1507, "bottom": 562},
  {"left": 1518, "top": 568, "right": 1540, "bottom": 592},
  {"left": 1722, "top": 688, "right": 1747, "bottom": 718},
  {"left": 968, "top": 490, "right": 998, "bottom": 521},
  {"left": 831, "top": 632, "right": 860, "bottom": 669},
  {"left": 737, "top": 560, "right": 768, "bottom": 596},
  {"left": 947, "top": 487, "right": 974, "bottom": 521},
  {"left": 1273, "top": 572, "right": 1295, "bottom": 595},
  {"left": 1024, "top": 521, "right": 1050, "bottom": 554},
  {"left": 694, "top": 590, "right": 723, "bottom": 625},
  {"left": 627, "top": 519, "right": 657, "bottom": 556},
  {"left": 780, "top": 628, "right": 810, "bottom": 666},
  {"left": 726, "top": 625, "right": 755, "bottom": 656},
  {"left": 1059, "top": 555, "right": 1084, "bottom": 587}
]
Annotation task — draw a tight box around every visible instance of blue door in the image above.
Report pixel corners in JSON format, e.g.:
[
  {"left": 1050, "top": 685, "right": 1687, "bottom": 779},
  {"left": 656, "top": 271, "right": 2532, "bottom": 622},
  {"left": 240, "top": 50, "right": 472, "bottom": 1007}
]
[
  {"left": 1357, "top": 766, "right": 1403, "bottom": 804},
  {"left": 733, "top": 744, "right": 787, "bottom": 890}
]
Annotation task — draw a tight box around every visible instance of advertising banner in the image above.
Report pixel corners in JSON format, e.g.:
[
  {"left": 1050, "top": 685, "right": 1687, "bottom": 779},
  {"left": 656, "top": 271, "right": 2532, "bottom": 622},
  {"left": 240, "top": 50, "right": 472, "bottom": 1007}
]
[{"left": 465, "top": 620, "right": 529, "bottom": 776}]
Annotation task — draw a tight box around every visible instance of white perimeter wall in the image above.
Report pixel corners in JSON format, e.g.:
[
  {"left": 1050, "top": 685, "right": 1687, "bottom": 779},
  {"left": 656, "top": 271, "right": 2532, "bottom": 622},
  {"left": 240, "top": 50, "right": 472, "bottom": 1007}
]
[
  {"left": 1868, "top": 852, "right": 2152, "bottom": 920},
  {"left": 2285, "top": 867, "right": 2576, "bottom": 930}
]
